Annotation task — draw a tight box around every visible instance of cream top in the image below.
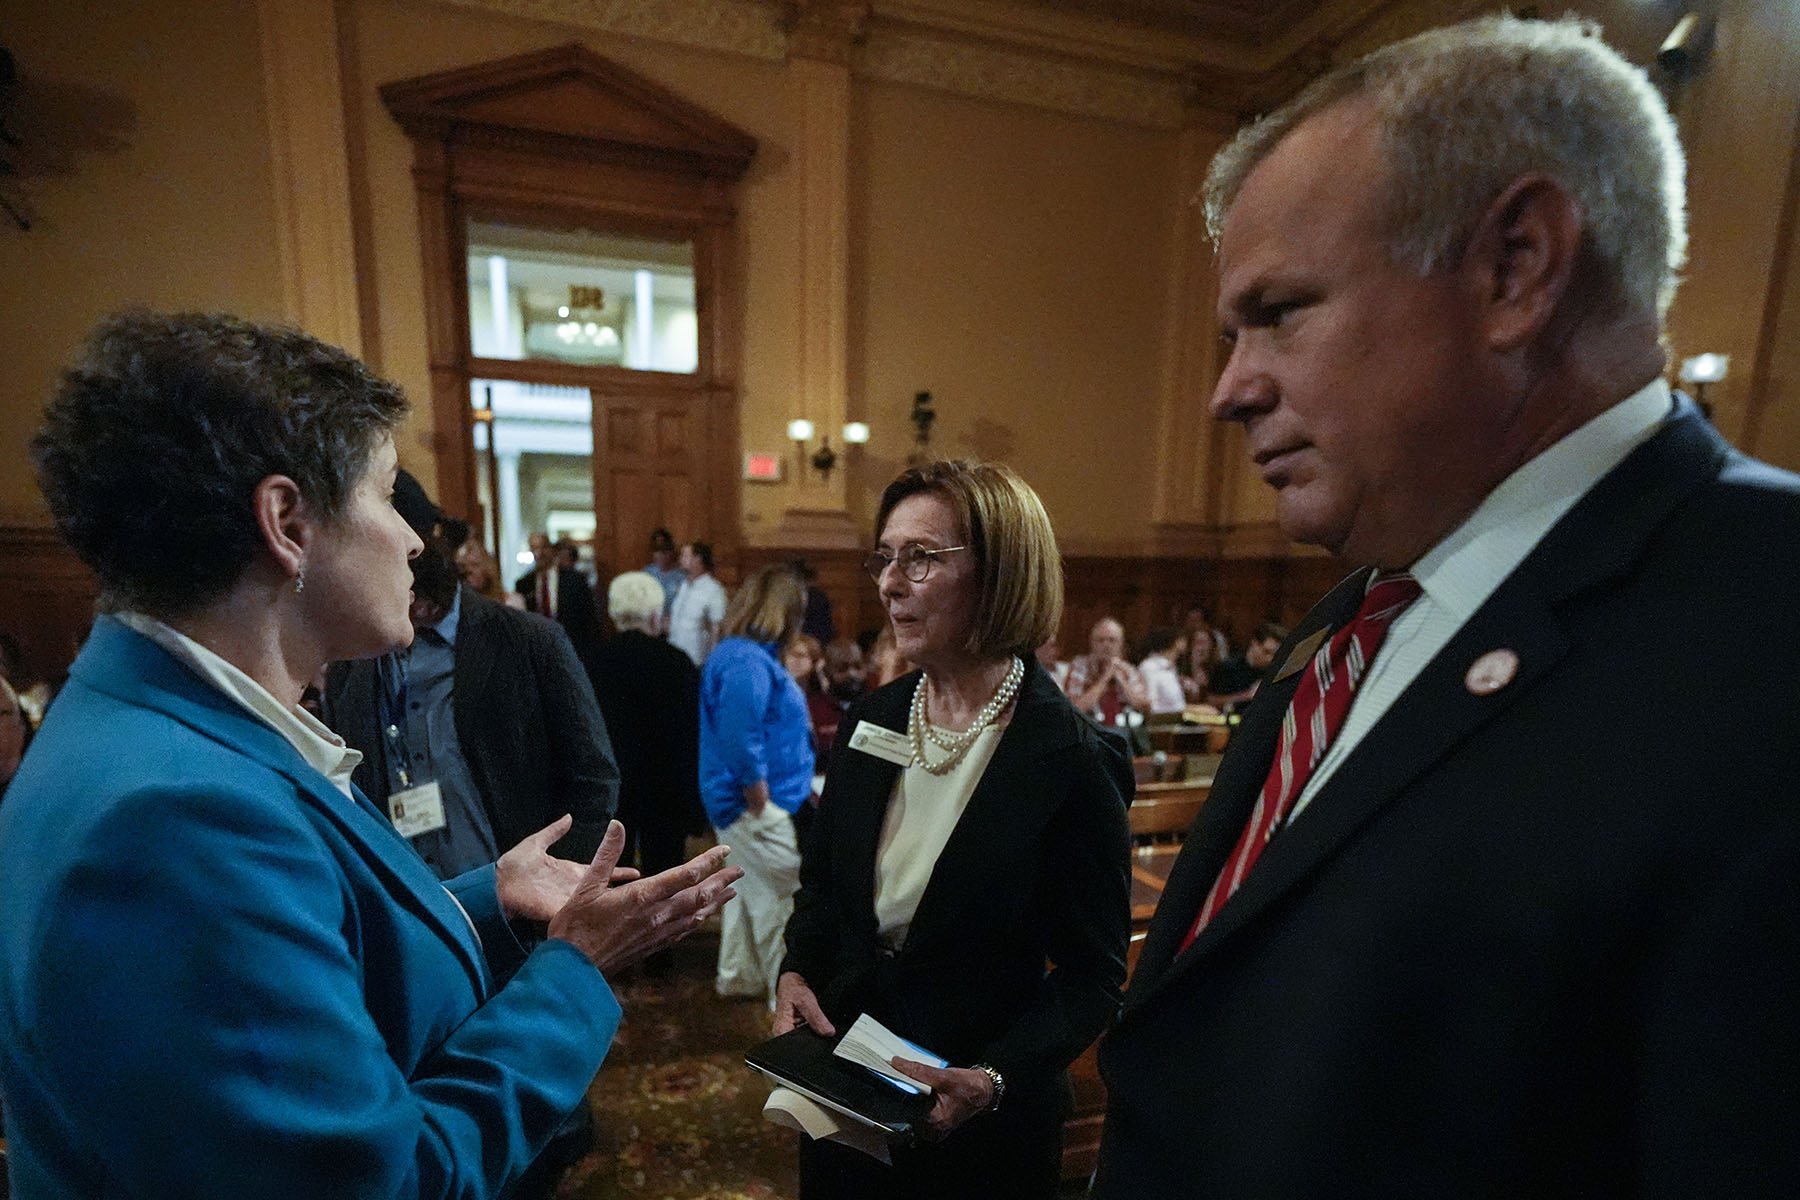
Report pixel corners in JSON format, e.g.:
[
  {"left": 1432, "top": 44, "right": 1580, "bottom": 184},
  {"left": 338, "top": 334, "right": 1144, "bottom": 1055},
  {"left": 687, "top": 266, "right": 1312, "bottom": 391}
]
[{"left": 873, "top": 720, "right": 1005, "bottom": 951}]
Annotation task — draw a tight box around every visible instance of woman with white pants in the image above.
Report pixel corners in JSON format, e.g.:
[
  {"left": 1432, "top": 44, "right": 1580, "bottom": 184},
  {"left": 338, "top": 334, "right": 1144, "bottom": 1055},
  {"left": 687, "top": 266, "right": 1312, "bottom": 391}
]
[{"left": 698, "top": 564, "right": 815, "bottom": 1003}]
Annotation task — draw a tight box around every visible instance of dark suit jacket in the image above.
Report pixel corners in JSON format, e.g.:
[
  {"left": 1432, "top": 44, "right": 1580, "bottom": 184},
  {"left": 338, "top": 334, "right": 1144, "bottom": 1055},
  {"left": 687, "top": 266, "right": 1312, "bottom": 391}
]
[
  {"left": 516, "top": 565, "right": 604, "bottom": 670},
  {"left": 1094, "top": 403, "right": 1800, "bottom": 1197},
  {"left": 587, "top": 628, "right": 706, "bottom": 847},
  {"left": 325, "top": 586, "right": 619, "bottom": 863},
  {"left": 782, "top": 658, "right": 1133, "bottom": 1133}
]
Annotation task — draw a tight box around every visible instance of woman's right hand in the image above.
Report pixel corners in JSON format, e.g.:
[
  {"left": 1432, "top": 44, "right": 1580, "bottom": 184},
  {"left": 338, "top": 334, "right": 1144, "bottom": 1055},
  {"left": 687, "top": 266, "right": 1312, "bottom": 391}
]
[{"left": 773, "top": 971, "right": 835, "bottom": 1037}]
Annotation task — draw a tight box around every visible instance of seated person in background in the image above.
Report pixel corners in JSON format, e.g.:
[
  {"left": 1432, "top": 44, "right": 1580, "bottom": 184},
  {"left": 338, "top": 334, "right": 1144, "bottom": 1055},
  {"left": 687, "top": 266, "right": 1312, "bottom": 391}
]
[
  {"left": 808, "top": 638, "right": 866, "bottom": 769},
  {"left": 783, "top": 633, "right": 823, "bottom": 689},
  {"left": 1177, "top": 603, "right": 1223, "bottom": 699},
  {"left": 867, "top": 622, "right": 908, "bottom": 688},
  {"left": 1065, "top": 616, "right": 1150, "bottom": 723},
  {"left": 326, "top": 500, "right": 620, "bottom": 883},
  {"left": 1035, "top": 631, "right": 1070, "bottom": 689},
  {"left": 1205, "top": 620, "right": 1288, "bottom": 710},
  {"left": 589, "top": 571, "right": 706, "bottom": 886},
  {"left": 1136, "top": 626, "right": 1190, "bottom": 715}
]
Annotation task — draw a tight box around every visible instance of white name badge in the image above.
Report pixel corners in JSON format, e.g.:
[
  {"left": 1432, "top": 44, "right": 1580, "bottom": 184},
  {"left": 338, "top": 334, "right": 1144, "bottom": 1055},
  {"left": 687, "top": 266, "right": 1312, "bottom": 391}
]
[
  {"left": 848, "top": 721, "right": 913, "bottom": 767},
  {"left": 389, "top": 781, "right": 447, "bottom": 838}
]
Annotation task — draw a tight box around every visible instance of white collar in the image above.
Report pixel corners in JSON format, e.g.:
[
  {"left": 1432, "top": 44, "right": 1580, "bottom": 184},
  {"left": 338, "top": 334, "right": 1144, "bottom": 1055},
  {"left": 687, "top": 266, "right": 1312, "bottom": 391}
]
[
  {"left": 116, "top": 612, "right": 362, "bottom": 798},
  {"left": 1409, "top": 378, "right": 1674, "bottom": 624}
]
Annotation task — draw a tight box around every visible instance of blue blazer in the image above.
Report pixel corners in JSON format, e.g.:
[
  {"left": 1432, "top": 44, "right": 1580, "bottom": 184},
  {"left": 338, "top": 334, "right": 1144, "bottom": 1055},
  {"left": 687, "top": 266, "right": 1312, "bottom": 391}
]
[{"left": 0, "top": 618, "right": 621, "bottom": 1199}]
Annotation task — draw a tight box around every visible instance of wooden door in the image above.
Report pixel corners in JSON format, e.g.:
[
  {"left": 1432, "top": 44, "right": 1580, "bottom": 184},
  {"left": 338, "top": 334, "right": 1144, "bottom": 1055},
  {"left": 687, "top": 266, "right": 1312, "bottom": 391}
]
[{"left": 593, "top": 390, "right": 709, "bottom": 579}]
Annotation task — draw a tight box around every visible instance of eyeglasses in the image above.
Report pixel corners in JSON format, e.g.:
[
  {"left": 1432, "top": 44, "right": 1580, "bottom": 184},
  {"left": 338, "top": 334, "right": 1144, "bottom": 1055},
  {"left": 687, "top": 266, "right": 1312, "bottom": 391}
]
[{"left": 863, "top": 543, "right": 967, "bottom": 583}]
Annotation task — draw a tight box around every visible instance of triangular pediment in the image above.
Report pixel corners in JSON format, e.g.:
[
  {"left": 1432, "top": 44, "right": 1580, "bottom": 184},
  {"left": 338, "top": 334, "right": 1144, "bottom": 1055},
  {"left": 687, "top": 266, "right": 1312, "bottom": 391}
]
[{"left": 381, "top": 42, "right": 755, "bottom": 178}]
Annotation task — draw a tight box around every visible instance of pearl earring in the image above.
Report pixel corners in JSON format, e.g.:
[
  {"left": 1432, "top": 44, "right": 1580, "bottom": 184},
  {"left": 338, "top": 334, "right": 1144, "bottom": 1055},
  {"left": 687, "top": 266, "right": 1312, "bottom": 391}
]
[{"left": 293, "top": 568, "right": 306, "bottom": 595}]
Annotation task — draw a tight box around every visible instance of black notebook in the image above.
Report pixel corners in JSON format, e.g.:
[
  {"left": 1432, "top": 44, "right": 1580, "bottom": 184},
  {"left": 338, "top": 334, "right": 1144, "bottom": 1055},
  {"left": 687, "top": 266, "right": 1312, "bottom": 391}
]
[{"left": 745, "top": 1027, "right": 934, "bottom": 1141}]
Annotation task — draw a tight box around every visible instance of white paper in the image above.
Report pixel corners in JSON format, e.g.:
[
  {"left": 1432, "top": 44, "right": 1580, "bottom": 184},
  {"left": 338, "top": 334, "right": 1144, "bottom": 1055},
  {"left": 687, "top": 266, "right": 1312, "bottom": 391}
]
[
  {"left": 832, "top": 1012, "right": 948, "bottom": 1095},
  {"left": 762, "top": 1087, "right": 893, "bottom": 1164}
]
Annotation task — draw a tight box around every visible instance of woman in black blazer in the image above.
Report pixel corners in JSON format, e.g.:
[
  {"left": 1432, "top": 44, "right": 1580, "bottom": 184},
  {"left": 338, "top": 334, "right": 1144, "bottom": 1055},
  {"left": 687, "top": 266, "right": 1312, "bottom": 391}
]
[{"left": 774, "top": 461, "right": 1132, "bottom": 1199}]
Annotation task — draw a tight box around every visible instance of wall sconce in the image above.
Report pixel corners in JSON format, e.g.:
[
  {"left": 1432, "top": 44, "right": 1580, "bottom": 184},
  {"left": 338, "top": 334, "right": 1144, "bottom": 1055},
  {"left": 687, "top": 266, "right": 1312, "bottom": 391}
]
[
  {"left": 1656, "top": 14, "right": 1714, "bottom": 76},
  {"left": 788, "top": 419, "right": 871, "bottom": 481},
  {"left": 908, "top": 391, "right": 935, "bottom": 464},
  {"left": 1678, "top": 352, "right": 1728, "bottom": 417}
]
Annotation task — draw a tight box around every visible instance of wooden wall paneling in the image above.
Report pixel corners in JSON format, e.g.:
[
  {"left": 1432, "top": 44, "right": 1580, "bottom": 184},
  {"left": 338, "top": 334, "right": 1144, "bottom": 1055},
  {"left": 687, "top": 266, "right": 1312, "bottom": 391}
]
[{"left": 0, "top": 527, "right": 99, "bottom": 688}]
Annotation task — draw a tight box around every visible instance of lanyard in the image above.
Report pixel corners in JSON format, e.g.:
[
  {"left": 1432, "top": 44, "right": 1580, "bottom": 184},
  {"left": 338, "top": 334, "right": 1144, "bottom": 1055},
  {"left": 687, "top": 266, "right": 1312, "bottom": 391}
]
[{"left": 376, "top": 653, "right": 415, "bottom": 790}]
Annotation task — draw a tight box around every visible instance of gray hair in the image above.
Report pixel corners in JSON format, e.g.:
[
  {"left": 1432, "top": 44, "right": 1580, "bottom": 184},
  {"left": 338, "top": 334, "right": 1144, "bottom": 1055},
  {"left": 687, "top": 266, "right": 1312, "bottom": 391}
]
[
  {"left": 607, "top": 571, "right": 666, "bottom": 630},
  {"left": 1202, "top": 15, "right": 1687, "bottom": 319}
]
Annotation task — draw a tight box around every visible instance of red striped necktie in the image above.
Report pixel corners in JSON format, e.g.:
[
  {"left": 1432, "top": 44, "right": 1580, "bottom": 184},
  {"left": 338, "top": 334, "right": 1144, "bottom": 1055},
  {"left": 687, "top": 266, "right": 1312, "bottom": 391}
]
[{"left": 1181, "top": 573, "right": 1423, "bottom": 950}]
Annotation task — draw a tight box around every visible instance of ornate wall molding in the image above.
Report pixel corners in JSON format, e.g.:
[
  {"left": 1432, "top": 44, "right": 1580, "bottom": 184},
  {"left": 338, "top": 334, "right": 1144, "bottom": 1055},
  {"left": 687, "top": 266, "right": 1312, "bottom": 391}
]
[
  {"left": 430, "top": 0, "right": 790, "bottom": 61},
  {"left": 426, "top": 0, "right": 1237, "bottom": 129},
  {"left": 782, "top": 1, "right": 871, "bottom": 66},
  {"left": 857, "top": 23, "right": 1190, "bottom": 129}
]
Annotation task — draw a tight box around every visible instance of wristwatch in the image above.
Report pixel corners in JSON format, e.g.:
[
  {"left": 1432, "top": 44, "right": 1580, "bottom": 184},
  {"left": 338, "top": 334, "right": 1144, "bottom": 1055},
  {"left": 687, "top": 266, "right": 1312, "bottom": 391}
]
[{"left": 973, "top": 1062, "right": 1005, "bottom": 1113}]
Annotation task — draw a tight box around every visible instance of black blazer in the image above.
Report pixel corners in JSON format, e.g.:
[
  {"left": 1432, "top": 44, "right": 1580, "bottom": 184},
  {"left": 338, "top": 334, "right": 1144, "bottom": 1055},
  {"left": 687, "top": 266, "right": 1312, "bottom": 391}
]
[
  {"left": 325, "top": 587, "right": 619, "bottom": 863},
  {"left": 782, "top": 657, "right": 1133, "bottom": 1124},
  {"left": 587, "top": 629, "right": 706, "bottom": 842},
  {"left": 1094, "top": 403, "right": 1800, "bottom": 1197},
  {"left": 515, "top": 565, "right": 604, "bottom": 671}
]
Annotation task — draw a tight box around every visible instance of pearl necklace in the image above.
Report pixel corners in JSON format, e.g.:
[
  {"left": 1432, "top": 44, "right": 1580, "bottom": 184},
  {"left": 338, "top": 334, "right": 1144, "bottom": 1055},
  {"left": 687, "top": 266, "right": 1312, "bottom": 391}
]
[{"left": 908, "top": 656, "right": 1024, "bottom": 776}]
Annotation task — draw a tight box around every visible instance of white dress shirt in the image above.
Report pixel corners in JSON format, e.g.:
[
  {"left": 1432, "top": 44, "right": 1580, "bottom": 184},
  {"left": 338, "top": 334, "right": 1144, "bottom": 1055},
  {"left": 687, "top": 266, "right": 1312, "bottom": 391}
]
[{"left": 1286, "top": 379, "right": 1675, "bottom": 824}]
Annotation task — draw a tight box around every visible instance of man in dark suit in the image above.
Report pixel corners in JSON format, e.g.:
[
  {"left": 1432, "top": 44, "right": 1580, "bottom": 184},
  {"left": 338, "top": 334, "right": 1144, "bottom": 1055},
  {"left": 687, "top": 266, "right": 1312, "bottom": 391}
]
[
  {"left": 515, "top": 530, "right": 605, "bottom": 669},
  {"left": 1093, "top": 16, "right": 1800, "bottom": 1197},
  {"left": 327, "top": 537, "right": 618, "bottom": 875}
]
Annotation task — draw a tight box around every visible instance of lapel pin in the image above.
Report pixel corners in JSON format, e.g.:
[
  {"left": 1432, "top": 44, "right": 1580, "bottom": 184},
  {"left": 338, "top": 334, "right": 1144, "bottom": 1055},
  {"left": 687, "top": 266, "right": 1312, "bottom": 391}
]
[{"left": 1464, "top": 648, "right": 1519, "bottom": 695}]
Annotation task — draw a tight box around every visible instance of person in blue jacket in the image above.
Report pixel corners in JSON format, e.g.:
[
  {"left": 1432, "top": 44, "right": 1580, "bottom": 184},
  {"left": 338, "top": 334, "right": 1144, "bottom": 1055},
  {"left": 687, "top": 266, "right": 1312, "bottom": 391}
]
[
  {"left": 0, "top": 311, "right": 741, "bottom": 1200},
  {"left": 699, "top": 563, "right": 815, "bottom": 1005}
]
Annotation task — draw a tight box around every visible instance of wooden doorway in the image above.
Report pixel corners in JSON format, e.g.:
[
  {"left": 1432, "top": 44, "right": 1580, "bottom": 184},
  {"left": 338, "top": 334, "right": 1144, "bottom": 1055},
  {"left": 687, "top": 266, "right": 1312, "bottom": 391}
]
[
  {"left": 383, "top": 43, "right": 756, "bottom": 568},
  {"left": 594, "top": 387, "right": 711, "bottom": 576}
]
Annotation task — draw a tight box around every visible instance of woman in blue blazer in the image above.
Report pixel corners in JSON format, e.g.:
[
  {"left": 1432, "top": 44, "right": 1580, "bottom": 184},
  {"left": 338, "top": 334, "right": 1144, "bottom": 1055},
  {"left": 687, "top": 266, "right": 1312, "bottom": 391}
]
[{"left": 0, "top": 311, "right": 739, "bottom": 1199}]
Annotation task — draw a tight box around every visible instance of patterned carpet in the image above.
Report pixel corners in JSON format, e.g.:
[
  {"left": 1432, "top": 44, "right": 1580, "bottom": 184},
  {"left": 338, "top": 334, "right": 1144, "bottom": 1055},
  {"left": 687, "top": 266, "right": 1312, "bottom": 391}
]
[{"left": 556, "top": 928, "right": 802, "bottom": 1200}]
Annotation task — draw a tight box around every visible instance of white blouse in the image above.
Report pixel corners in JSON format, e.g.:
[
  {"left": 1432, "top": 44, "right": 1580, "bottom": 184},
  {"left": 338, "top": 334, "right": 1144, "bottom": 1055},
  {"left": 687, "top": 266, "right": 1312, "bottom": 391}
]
[{"left": 872, "top": 721, "right": 1005, "bottom": 950}]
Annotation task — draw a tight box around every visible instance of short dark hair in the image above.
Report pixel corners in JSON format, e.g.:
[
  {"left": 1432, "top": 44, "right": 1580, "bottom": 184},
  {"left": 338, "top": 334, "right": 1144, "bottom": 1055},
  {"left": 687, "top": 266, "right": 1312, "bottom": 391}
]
[
  {"left": 649, "top": 527, "right": 675, "bottom": 552},
  {"left": 687, "top": 541, "right": 714, "bottom": 572},
  {"left": 1140, "top": 625, "right": 1181, "bottom": 657},
  {"left": 32, "top": 311, "right": 408, "bottom": 617},
  {"left": 410, "top": 535, "right": 461, "bottom": 613}
]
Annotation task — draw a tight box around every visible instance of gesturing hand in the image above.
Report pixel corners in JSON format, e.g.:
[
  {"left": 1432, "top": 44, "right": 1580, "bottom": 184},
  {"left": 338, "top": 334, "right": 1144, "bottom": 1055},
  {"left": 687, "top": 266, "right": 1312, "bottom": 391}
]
[
  {"left": 495, "top": 814, "right": 639, "bottom": 922},
  {"left": 887, "top": 1059, "right": 995, "bottom": 1140},
  {"left": 547, "top": 821, "right": 743, "bottom": 975}
]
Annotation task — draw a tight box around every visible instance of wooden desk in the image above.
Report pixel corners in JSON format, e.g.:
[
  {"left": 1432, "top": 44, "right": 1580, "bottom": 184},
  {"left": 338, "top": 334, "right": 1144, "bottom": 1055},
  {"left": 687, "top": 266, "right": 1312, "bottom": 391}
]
[
  {"left": 1130, "top": 843, "right": 1181, "bottom": 923},
  {"left": 1128, "top": 780, "right": 1210, "bottom": 843},
  {"left": 1147, "top": 722, "right": 1230, "bottom": 755}
]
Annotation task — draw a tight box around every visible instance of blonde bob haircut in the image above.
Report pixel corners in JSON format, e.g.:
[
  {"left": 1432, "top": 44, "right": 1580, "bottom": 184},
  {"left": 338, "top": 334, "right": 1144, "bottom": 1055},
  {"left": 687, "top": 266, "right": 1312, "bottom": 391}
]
[
  {"left": 874, "top": 460, "right": 1063, "bottom": 660},
  {"left": 720, "top": 562, "right": 806, "bottom": 645}
]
